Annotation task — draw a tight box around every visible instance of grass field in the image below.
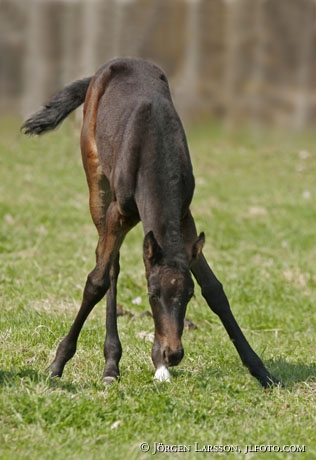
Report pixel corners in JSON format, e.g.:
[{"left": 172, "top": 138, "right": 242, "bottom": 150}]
[{"left": 1, "top": 117, "right": 316, "bottom": 459}]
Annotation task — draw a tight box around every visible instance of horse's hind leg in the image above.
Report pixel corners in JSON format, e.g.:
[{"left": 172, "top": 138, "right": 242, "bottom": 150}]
[
  {"left": 182, "top": 211, "right": 280, "bottom": 388},
  {"left": 46, "top": 198, "right": 132, "bottom": 379},
  {"left": 46, "top": 236, "right": 110, "bottom": 378},
  {"left": 103, "top": 253, "right": 122, "bottom": 384}
]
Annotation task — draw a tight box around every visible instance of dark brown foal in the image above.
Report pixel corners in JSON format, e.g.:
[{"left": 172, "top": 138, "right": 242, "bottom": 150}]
[{"left": 22, "top": 58, "right": 280, "bottom": 388}]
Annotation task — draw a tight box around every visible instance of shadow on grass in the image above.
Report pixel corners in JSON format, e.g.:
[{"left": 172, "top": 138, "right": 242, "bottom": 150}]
[
  {"left": 1, "top": 358, "right": 315, "bottom": 392},
  {"left": 171, "top": 358, "right": 316, "bottom": 391},
  {"left": 0, "top": 367, "right": 79, "bottom": 392},
  {"left": 266, "top": 358, "right": 316, "bottom": 388}
]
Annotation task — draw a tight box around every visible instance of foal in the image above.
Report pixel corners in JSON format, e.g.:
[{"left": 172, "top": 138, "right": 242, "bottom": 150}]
[{"left": 22, "top": 58, "right": 279, "bottom": 387}]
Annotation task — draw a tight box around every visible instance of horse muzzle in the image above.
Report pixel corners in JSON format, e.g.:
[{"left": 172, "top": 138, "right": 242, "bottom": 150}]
[{"left": 162, "top": 344, "right": 184, "bottom": 367}]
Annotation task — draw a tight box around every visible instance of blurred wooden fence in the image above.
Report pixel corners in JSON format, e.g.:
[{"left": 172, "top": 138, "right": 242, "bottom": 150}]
[{"left": 1, "top": 0, "right": 316, "bottom": 129}]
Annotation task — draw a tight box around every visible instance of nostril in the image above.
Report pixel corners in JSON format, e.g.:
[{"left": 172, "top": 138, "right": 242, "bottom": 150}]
[{"left": 164, "top": 346, "right": 184, "bottom": 367}]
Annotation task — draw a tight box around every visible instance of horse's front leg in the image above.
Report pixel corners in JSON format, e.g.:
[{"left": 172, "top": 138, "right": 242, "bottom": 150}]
[
  {"left": 182, "top": 211, "right": 280, "bottom": 388},
  {"left": 191, "top": 254, "right": 280, "bottom": 387},
  {"left": 103, "top": 254, "right": 122, "bottom": 384}
]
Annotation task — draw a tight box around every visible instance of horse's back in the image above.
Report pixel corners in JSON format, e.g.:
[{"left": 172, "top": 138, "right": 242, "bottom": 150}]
[
  {"left": 94, "top": 57, "right": 176, "bottom": 149},
  {"left": 82, "top": 58, "right": 194, "bottom": 217}
]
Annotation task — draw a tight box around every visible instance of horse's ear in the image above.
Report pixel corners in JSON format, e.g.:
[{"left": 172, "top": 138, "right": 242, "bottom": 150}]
[
  {"left": 191, "top": 232, "right": 205, "bottom": 261},
  {"left": 143, "top": 231, "right": 163, "bottom": 268}
]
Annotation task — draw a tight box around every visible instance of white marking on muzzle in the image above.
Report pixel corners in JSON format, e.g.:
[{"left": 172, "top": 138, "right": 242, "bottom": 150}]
[{"left": 154, "top": 366, "right": 171, "bottom": 382}]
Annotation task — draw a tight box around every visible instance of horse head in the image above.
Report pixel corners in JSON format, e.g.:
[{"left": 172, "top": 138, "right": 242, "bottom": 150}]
[{"left": 143, "top": 231, "right": 204, "bottom": 380}]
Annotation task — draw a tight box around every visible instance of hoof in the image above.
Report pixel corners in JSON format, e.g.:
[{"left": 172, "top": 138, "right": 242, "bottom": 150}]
[
  {"left": 103, "top": 375, "right": 117, "bottom": 385},
  {"left": 263, "top": 375, "right": 284, "bottom": 390},
  {"left": 256, "top": 371, "right": 283, "bottom": 389},
  {"left": 154, "top": 366, "right": 171, "bottom": 382},
  {"left": 45, "top": 363, "right": 62, "bottom": 379}
]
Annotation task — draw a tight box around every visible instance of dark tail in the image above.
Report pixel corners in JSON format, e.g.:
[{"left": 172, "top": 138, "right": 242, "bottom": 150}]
[{"left": 21, "top": 77, "right": 92, "bottom": 135}]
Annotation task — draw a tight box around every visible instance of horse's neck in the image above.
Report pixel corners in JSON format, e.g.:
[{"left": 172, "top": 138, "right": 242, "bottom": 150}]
[
  {"left": 141, "top": 200, "right": 187, "bottom": 264},
  {"left": 135, "top": 149, "right": 192, "bottom": 264}
]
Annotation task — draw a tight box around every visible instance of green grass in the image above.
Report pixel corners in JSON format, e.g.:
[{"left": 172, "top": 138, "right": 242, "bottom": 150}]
[{"left": 1, "top": 117, "right": 316, "bottom": 459}]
